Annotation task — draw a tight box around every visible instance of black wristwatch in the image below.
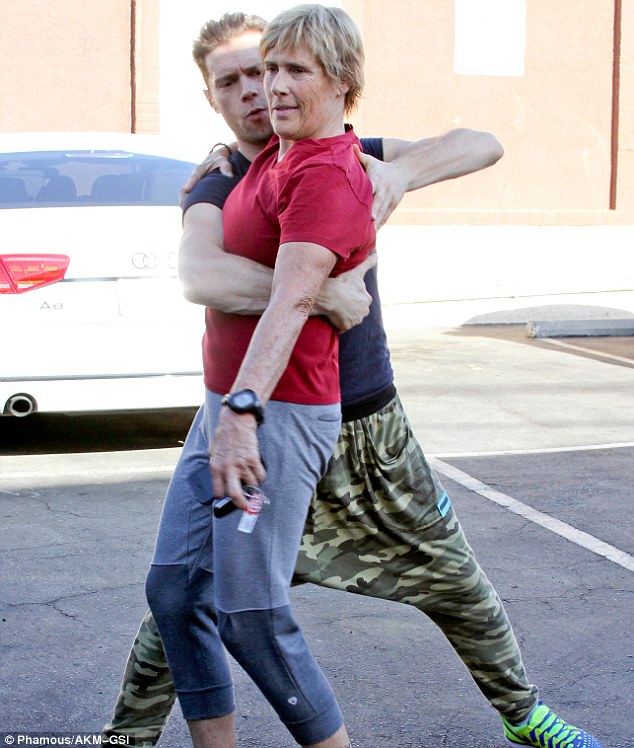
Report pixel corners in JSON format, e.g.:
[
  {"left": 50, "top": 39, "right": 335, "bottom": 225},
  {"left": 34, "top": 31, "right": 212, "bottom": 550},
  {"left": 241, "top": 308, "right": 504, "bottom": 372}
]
[{"left": 221, "top": 389, "right": 264, "bottom": 425}]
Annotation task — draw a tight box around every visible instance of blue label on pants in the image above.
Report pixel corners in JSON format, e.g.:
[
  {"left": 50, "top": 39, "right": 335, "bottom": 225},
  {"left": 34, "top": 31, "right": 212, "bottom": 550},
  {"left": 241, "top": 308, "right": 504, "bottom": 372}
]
[{"left": 437, "top": 491, "right": 451, "bottom": 517}]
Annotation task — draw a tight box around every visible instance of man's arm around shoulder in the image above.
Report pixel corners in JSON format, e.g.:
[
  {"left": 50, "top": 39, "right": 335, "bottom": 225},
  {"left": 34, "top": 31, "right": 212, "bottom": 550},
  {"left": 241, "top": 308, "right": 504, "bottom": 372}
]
[
  {"left": 178, "top": 201, "right": 375, "bottom": 329},
  {"left": 178, "top": 202, "right": 273, "bottom": 315},
  {"left": 356, "top": 128, "right": 503, "bottom": 228},
  {"left": 382, "top": 128, "right": 504, "bottom": 190}
]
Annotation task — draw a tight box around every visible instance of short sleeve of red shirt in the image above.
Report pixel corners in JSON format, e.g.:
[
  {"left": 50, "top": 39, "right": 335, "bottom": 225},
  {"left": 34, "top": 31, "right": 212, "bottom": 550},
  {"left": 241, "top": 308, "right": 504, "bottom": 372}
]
[{"left": 276, "top": 164, "right": 373, "bottom": 269}]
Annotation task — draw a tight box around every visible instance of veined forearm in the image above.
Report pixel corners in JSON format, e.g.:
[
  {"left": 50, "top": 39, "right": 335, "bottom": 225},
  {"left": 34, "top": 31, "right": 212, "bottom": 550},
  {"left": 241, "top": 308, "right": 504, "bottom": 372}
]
[
  {"left": 230, "top": 241, "right": 337, "bottom": 403},
  {"left": 178, "top": 202, "right": 274, "bottom": 314},
  {"left": 230, "top": 298, "right": 310, "bottom": 404},
  {"left": 180, "top": 250, "right": 273, "bottom": 314}
]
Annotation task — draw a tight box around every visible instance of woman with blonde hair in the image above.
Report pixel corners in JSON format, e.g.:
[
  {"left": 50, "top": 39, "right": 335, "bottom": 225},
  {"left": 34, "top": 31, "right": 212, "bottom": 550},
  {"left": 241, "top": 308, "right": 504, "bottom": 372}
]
[{"left": 146, "top": 6, "right": 373, "bottom": 748}]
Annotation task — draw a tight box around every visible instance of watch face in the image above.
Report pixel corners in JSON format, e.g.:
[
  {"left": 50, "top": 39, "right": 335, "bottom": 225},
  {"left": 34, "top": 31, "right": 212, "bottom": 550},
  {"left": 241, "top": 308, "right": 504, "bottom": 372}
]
[
  {"left": 233, "top": 391, "right": 254, "bottom": 408},
  {"left": 223, "top": 389, "right": 263, "bottom": 424}
]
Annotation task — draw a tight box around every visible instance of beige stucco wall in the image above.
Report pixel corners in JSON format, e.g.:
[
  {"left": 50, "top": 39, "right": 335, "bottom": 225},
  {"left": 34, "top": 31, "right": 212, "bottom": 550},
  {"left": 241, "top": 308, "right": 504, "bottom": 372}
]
[
  {"left": 0, "top": 0, "right": 159, "bottom": 134},
  {"left": 344, "top": 0, "right": 632, "bottom": 226},
  {"left": 0, "top": 0, "right": 631, "bottom": 233},
  {"left": 133, "top": 0, "right": 161, "bottom": 133}
]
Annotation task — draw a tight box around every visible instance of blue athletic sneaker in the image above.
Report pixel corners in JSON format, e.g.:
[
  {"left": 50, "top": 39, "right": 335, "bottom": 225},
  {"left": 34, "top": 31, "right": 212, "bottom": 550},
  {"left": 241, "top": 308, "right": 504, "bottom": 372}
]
[{"left": 502, "top": 701, "right": 605, "bottom": 747}]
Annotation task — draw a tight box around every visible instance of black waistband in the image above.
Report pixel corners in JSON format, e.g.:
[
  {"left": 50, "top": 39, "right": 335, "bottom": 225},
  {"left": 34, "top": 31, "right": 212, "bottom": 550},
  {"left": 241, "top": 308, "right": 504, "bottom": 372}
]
[{"left": 340, "top": 382, "right": 396, "bottom": 422}]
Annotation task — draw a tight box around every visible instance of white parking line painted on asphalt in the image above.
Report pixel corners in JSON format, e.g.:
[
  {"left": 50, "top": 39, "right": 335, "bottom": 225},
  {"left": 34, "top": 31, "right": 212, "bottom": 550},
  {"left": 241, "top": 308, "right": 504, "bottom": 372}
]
[
  {"left": 429, "top": 456, "right": 634, "bottom": 573},
  {"left": 432, "top": 442, "right": 634, "bottom": 459},
  {"left": 540, "top": 337, "right": 634, "bottom": 365},
  {"left": 3, "top": 465, "right": 176, "bottom": 481},
  {"left": 5, "top": 448, "right": 633, "bottom": 574}
]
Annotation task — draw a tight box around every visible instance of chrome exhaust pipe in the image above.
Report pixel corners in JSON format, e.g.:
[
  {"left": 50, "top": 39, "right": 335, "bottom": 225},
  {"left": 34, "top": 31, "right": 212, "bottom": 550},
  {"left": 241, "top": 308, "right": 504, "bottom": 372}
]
[{"left": 4, "top": 393, "right": 37, "bottom": 417}]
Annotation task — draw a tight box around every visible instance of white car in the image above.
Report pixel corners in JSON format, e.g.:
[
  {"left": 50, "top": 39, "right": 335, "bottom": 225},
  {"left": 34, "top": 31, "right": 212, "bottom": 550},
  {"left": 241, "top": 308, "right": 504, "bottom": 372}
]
[{"left": 0, "top": 132, "right": 209, "bottom": 417}]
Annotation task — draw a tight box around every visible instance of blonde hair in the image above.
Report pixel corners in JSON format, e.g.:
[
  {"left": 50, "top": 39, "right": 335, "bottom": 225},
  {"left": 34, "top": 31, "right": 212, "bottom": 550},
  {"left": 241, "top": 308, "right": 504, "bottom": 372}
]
[
  {"left": 260, "top": 4, "right": 364, "bottom": 114},
  {"left": 192, "top": 12, "right": 267, "bottom": 84}
]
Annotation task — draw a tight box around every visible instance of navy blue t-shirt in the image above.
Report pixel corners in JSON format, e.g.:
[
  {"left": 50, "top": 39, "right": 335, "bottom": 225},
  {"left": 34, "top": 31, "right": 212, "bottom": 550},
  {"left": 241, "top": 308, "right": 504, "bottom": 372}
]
[{"left": 181, "top": 138, "right": 394, "bottom": 420}]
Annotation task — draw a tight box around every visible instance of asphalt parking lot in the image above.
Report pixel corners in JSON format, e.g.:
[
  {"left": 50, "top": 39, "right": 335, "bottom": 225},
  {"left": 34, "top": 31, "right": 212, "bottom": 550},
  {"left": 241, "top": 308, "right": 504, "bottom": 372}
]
[{"left": 1, "top": 320, "right": 633, "bottom": 747}]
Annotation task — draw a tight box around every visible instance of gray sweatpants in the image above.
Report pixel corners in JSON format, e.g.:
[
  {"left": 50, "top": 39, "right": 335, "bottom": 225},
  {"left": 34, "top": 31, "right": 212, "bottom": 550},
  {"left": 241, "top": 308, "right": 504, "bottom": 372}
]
[{"left": 145, "top": 390, "right": 344, "bottom": 745}]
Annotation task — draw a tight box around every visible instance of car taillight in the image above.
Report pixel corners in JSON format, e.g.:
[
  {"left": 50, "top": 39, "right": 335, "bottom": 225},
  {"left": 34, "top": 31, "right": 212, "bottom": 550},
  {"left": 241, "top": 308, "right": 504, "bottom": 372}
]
[{"left": 0, "top": 254, "right": 70, "bottom": 294}]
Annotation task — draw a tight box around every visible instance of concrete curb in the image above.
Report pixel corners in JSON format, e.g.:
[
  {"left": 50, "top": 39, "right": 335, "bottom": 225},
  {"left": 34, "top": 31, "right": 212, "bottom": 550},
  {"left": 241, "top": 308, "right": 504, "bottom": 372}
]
[{"left": 527, "top": 319, "right": 634, "bottom": 338}]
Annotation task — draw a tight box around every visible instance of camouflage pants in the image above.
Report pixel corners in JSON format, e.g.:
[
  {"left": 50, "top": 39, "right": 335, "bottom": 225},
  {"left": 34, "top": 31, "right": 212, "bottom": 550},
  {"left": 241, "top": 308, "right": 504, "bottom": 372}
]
[{"left": 103, "top": 395, "right": 538, "bottom": 745}]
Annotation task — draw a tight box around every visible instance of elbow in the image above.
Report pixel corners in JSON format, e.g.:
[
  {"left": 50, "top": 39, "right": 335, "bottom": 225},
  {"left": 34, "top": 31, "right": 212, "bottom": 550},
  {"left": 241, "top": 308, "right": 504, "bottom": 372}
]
[
  {"left": 454, "top": 128, "right": 504, "bottom": 167},
  {"left": 481, "top": 131, "right": 504, "bottom": 166},
  {"left": 179, "top": 271, "right": 196, "bottom": 303},
  {"left": 178, "top": 259, "right": 195, "bottom": 300},
  {"left": 178, "top": 252, "right": 214, "bottom": 307},
  {"left": 271, "top": 291, "right": 315, "bottom": 325},
  {"left": 295, "top": 293, "right": 315, "bottom": 320},
  {"left": 179, "top": 268, "right": 208, "bottom": 307},
  {"left": 489, "top": 137, "right": 505, "bottom": 166},
  {"left": 181, "top": 284, "right": 203, "bottom": 305},
  {"left": 181, "top": 285, "right": 204, "bottom": 306}
]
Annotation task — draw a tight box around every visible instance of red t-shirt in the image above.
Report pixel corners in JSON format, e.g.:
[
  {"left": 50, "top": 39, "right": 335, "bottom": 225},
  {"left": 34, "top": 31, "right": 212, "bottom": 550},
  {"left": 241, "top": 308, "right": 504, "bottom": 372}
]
[{"left": 203, "top": 129, "right": 375, "bottom": 404}]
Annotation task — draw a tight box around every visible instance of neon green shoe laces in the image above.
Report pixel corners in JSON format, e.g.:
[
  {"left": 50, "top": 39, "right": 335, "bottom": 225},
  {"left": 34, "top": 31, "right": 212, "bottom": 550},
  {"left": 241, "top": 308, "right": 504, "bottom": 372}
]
[{"left": 502, "top": 701, "right": 604, "bottom": 748}]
